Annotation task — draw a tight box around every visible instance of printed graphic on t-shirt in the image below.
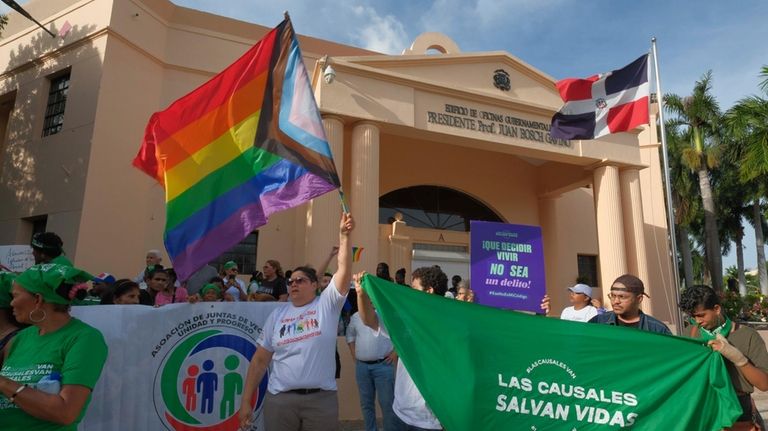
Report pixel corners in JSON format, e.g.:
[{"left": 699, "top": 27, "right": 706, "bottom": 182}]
[
  {"left": 277, "top": 309, "right": 321, "bottom": 346},
  {"left": 0, "top": 363, "right": 56, "bottom": 409}
]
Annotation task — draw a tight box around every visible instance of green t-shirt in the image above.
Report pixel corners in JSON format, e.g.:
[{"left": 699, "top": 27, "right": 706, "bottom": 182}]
[
  {"left": 49, "top": 255, "right": 73, "bottom": 267},
  {"left": 0, "top": 318, "right": 108, "bottom": 430}
]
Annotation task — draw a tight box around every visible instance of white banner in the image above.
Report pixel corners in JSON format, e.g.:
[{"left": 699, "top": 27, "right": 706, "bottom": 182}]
[
  {"left": 0, "top": 245, "right": 34, "bottom": 272},
  {"left": 72, "top": 302, "right": 281, "bottom": 431}
]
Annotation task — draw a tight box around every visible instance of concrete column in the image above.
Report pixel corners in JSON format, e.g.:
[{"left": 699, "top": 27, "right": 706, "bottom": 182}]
[
  {"left": 620, "top": 168, "right": 652, "bottom": 314},
  {"left": 350, "top": 122, "right": 380, "bottom": 272},
  {"left": 305, "top": 116, "right": 344, "bottom": 271},
  {"left": 593, "top": 165, "right": 628, "bottom": 305}
]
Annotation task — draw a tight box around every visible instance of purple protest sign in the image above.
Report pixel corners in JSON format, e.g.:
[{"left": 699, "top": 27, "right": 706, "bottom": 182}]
[{"left": 470, "top": 220, "right": 545, "bottom": 313}]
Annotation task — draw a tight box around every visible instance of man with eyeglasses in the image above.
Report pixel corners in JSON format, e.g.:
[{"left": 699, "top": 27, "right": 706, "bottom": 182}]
[{"left": 587, "top": 274, "right": 671, "bottom": 334}]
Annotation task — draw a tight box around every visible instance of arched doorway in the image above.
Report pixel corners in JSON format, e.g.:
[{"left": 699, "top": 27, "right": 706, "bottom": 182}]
[
  {"left": 378, "top": 185, "right": 503, "bottom": 231},
  {"left": 379, "top": 186, "right": 503, "bottom": 284}
]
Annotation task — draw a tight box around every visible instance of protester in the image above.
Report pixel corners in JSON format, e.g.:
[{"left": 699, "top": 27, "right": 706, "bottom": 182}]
[
  {"left": 356, "top": 266, "right": 448, "bottom": 431},
  {"left": 248, "top": 270, "right": 264, "bottom": 294},
  {"left": 0, "top": 263, "right": 108, "bottom": 429},
  {"left": 138, "top": 265, "right": 168, "bottom": 306},
  {"left": 0, "top": 272, "right": 23, "bottom": 354},
  {"left": 680, "top": 284, "right": 768, "bottom": 429},
  {"left": 346, "top": 302, "right": 399, "bottom": 431},
  {"left": 253, "top": 260, "right": 287, "bottom": 301},
  {"left": 133, "top": 249, "right": 162, "bottom": 283},
  {"left": 30, "top": 232, "right": 72, "bottom": 266},
  {"left": 559, "top": 283, "right": 598, "bottom": 322},
  {"left": 73, "top": 273, "right": 115, "bottom": 306},
  {"left": 101, "top": 279, "right": 141, "bottom": 305},
  {"left": 222, "top": 261, "right": 247, "bottom": 301},
  {"left": 587, "top": 274, "right": 671, "bottom": 334},
  {"left": 188, "top": 283, "right": 223, "bottom": 303},
  {"left": 376, "top": 262, "right": 392, "bottom": 281},
  {"left": 395, "top": 268, "right": 407, "bottom": 286},
  {"left": 238, "top": 213, "right": 354, "bottom": 431},
  {"left": 449, "top": 275, "right": 461, "bottom": 297},
  {"left": 455, "top": 280, "right": 474, "bottom": 303},
  {"left": 154, "top": 269, "right": 188, "bottom": 306}
]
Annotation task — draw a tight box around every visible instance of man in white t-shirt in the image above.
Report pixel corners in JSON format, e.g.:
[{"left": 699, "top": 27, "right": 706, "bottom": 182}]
[
  {"left": 559, "top": 283, "right": 598, "bottom": 322},
  {"left": 356, "top": 266, "right": 447, "bottom": 431},
  {"left": 222, "top": 261, "right": 247, "bottom": 301}
]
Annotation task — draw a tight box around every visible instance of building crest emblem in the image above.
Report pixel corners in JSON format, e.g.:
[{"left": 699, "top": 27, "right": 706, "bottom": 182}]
[{"left": 493, "top": 69, "right": 511, "bottom": 91}]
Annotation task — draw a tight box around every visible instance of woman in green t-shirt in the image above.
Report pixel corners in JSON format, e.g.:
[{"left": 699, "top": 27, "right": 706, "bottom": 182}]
[{"left": 0, "top": 263, "right": 108, "bottom": 431}]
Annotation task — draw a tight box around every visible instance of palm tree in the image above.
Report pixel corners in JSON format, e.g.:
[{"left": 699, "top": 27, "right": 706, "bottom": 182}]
[
  {"left": 716, "top": 136, "right": 750, "bottom": 295},
  {"left": 725, "top": 66, "right": 768, "bottom": 294},
  {"left": 664, "top": 71, "right": 724, "bottom": 291},
  {"left": 666, "top": 124, "right": 700, "bottom": 288}
]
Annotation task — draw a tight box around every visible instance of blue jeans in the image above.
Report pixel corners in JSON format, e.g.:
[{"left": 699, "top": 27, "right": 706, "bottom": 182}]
[{"left": 355, "top": 359, "right": 400, "bottom": 431}]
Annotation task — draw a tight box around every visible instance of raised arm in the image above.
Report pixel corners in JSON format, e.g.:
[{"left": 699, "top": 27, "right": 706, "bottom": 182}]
[
  {"left": 332, "top": 212, "right": 355, "bottom": 296},
  {"left": 354, "top": 272, "right": 379, "bottom": 331},
  {"left": 317, "top": 246, "right": 339, "bottom": 278}
]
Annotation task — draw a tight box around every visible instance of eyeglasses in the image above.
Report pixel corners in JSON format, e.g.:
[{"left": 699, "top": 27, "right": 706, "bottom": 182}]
[
  {"left": 608, "top": 292, "right": 635, "bottom": 302},
  {"left": 287, "top": 277, "right": 310, "bottom": 286}
]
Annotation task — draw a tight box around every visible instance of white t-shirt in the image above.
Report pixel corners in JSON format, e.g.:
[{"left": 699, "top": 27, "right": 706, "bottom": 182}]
[
  {"left": 223, "top": 277, "right": 246, "bottom": 302},
  {"left": 378, "top": 324, "right": 442, "bottom": 429},
  {"left": 560, "top": 305, "right": 598, "bottom": 322},
  {"left": 258, "top": 279, "right": 346, "bottom": 394}
]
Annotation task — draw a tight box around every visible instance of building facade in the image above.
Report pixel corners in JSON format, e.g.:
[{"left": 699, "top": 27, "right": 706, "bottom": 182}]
[{"left": 0, "top": 1, "right": 677, "bottom": 325}]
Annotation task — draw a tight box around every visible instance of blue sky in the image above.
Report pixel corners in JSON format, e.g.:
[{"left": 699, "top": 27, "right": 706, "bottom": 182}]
[
  {"left": 4, "top": 0, "right": 766, "bottom": 270},
  {"left": 171, "top": 0, "right": 767, "bottom": 271}
]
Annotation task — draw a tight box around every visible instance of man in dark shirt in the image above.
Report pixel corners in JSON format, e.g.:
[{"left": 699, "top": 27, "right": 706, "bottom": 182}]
[{"left": 588, "top": 274, "right": 671, "bottom": 335}]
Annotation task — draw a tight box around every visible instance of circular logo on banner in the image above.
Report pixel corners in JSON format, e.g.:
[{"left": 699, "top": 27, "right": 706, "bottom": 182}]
[{"left": 153, "top": 328, "right": 268, "bottom": 431}]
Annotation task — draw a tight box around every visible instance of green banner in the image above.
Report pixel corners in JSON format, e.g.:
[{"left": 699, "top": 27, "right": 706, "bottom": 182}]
[{"left": 361, "top": 275, "right": 741, "bottom": 430}]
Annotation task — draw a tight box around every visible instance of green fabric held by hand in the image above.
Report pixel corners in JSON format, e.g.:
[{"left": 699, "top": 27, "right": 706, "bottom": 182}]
[
  {"left": 14, "top": 264, "right": 93, "bottom": 305},
  {"left": 360, "top": 275, "right": 742, "bottom": 431}
]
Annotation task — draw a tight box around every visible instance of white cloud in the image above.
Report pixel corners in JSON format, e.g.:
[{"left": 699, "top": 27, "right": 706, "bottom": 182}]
[{"left": 349, "top": 5, "right": 409, "bottom": 54}]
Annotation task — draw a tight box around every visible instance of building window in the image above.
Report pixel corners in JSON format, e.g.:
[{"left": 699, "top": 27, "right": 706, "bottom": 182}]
[
  {"left": 577, "top": 254, "right": 599, "bottom": 287},
  {"left": 42, "top": 72, "right": 70, "bottom": 137},
  {"left": 379, "top": 185, "right": 503, "bottom": 232},
  {"left": 211, "top": 231, "right": 259, "bottom": 275}
]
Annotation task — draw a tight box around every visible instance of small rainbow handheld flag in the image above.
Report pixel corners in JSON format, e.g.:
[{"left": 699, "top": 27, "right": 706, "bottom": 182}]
[
  {"left": 133, "top": 18, "right": 340, "bottom": 281},
  {"left": 352, "top": 247, "right": 364, "bottom": 263}
]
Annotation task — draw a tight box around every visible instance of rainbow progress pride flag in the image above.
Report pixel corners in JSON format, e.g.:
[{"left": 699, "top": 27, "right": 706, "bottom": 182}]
[{"left": 133, "top": 19, "right": 340, "bottom": 281}]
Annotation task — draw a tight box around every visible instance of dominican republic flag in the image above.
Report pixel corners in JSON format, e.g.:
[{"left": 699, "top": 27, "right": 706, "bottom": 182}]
[{"left": 550, "top": 54, "right": 650, "bottom": 140}]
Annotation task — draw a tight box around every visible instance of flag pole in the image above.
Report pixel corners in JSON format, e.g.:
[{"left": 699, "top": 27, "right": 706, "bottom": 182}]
[{"left": 651, "top": 37, "right": 684, "bottom": 334}]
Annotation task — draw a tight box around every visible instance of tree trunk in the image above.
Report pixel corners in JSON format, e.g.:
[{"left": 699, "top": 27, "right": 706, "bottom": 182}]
[
  {"left": 754, "top": 200, "right": 768, "bottom": 295},
  {"left": 736, "top": 227, "right": 747, "bottom": 296},
  {"left": 698, "top": 168, "right": 723, "bottom": 291},
  {"left": 679, "top": 227, "right": 694, "bottom": 289}
]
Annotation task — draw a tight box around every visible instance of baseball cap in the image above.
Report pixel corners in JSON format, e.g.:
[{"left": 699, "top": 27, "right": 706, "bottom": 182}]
[
  {"left": 93, "top": 273, "right": 116, "bottom": 284},
  {"left": 568, "top": 283, "right": 592, "bottom": 297},
  {"left": 223, "top": 261, "right": 238, "bottom": 270},
  {"left": 611, "top": 274, "right": 649, "bottom": 297}
]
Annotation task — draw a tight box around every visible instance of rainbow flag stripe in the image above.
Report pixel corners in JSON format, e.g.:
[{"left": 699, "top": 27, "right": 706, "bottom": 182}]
[
  {"left": 133, "top": 19, "right": 340, "bottom": 280},
  {"left": 352, "top": 247, "right": 364, "bottom": 263}
]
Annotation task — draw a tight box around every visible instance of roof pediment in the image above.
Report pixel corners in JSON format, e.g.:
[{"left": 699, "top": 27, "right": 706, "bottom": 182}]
[{"left": 318, "top": 33, "right": 564, "bottom": 114}]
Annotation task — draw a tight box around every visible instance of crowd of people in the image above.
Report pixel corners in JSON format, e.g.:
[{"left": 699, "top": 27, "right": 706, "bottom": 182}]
[{"left": 1, "top": 220, "right": 767, "bottom": 430}]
